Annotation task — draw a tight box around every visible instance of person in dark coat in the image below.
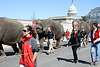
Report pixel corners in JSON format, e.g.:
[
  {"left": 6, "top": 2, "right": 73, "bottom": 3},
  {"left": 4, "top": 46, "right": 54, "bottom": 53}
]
[
  {"left": 80, "top": 28, "right": 87, "bottom": 47},
  {"left": 68, "top": 29, "right": 81, "bottom": 63}
]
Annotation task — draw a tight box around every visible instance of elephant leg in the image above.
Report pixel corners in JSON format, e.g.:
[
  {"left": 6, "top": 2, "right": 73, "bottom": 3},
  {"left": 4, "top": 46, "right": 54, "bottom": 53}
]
[
  {"left": 55, "top": 39, "right": 61, "bottom": 49},
  {"left": 0, "top": 44, "right": 6, "bottom": 58},
  {"left": 11, "top": 44, "right": 19, "bottom": 55},
  {"left": 39, "top": 38, "right": 44, "bottom": 52}
]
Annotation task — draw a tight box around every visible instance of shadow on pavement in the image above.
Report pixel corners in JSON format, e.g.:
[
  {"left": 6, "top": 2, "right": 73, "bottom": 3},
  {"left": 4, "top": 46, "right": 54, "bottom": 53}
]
[
  {"left": 5, "top": 52, "right": 15, "bottom": 56},
  {"left": 57, "top": 57, "right": 90, "bottom": 65},
  {"left": 57, "top": 57, "right": 73, "bottom": 63},
  {"left": 78, "top": 60, "right": 90, "bottom": 64}
]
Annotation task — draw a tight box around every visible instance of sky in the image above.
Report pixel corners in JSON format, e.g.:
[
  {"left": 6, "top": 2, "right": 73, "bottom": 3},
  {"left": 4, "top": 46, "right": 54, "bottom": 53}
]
[{"left": 0, "top": 0, "right": 100, "bottom": 20}]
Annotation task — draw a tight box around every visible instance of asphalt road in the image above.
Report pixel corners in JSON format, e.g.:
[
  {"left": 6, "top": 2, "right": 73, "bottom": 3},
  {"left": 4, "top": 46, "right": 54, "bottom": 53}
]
[{"left": 0, "top": 41, "right": 100, "bottom": 67}]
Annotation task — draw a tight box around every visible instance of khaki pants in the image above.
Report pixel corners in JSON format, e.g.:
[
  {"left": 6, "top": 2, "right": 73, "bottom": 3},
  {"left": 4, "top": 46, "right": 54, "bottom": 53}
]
[
  {"left": 66, "top": 36, "right": 70, "bottom": 40},
  {"left": 48, "top": 39, "right": 54, "bottom": 53},
  {"left": 81, "top": 38, "right": 86, "bottom": 47}
]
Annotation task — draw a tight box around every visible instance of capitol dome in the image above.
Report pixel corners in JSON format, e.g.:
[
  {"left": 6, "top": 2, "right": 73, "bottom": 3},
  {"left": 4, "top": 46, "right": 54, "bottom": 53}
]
[{"left": 67, "top": 1, "right": 78, "bottom": 17}]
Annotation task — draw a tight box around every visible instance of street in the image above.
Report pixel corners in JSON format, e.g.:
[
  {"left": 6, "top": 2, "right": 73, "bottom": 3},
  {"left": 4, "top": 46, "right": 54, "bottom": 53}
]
[{"left": 0, "top": 41, "right": 100, "bottom": 67}]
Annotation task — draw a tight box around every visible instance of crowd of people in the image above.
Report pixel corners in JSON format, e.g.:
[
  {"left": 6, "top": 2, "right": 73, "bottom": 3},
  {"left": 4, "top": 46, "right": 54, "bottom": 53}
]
[
  {"left": 18, "top": 22, "right": 100, "bottom": 67},
  {"left": 67, "top": 23, "right": 100, "bottom": 66}
]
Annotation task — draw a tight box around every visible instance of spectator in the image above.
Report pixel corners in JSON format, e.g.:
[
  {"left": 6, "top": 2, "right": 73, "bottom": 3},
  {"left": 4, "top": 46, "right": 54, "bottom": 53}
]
[
  {"left": 80, "top": 28, "right": 87, "bottom": 47},
  {"left": 65, "top": 29, "right": 70, "bottom": 40}
]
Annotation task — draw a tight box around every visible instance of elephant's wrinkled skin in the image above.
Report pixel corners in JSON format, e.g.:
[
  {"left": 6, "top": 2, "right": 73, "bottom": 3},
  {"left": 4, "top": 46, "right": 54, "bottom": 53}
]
[
  {"left": 33, "top": 19, "right": 64, "bottom": 51},
  {"left": 0, "top": 17, "right": 24, "bottom": 58}
]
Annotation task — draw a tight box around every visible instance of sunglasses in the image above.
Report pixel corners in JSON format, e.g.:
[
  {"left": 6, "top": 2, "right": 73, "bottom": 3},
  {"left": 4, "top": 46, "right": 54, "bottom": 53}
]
[{"left": 23, "top": 30, "right": 28, "bottom": 32}]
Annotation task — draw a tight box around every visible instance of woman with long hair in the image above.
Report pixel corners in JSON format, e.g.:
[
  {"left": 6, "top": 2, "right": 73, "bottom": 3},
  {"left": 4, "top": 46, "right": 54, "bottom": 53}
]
[
  {"left": 19, "top": 25, "right": 38, "bottom": 67},
  {"left": 68, "top": 29, "right": 81, "bottom": 63}
]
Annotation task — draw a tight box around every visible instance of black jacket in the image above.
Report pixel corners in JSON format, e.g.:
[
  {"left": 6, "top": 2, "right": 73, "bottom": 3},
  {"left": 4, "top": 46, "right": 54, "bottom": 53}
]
[
  {"left": 80, "top": 31, "right": 87, "bottom": 38},
  {"left": 48, "top": 31, "right": 54, "bottom": 39},
  {"left": 68, "top": 33, "right": 81, "bottom": 47}
]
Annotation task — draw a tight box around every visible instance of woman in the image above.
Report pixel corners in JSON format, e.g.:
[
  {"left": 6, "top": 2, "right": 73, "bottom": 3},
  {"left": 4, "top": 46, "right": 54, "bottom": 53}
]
[
  {"left": 19, "top": 25, "right": 38, "bottom": 67},
  {"left": 68, "top": 29, "right": 81, "bottom": 63}
]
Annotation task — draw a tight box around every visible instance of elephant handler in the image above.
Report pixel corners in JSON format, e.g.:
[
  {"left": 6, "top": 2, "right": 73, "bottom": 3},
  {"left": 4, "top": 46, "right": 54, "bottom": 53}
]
[
  {"left": 80, "top": 28, "right": 87, "bottom": 47},
  {"left": 68, "top": 29, "right": 81, "bottom": 63},
  {"left": 47, "top": 27, "right": 56, "bottom": 54},
  {"left": 19, "top": 25, "right": 39, "bottom": 67}
]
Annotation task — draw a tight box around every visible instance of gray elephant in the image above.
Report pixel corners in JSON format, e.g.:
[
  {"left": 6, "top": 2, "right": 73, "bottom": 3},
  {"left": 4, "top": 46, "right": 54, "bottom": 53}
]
[
  {"left": 33, "top": 19, "right": 64, "bottom": 51},
  {"left": 72, "top": 20, "right": 91, "bottom": 45},
  {"left": 0, "top": 17, "right": 24, "bottom": 58},
  {"left": 72, "top": 20, "right": 91, "bottom": 34}
]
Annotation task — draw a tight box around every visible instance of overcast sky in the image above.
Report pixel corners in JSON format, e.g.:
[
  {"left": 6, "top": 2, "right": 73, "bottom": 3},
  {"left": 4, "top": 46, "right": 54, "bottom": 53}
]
[{"left": 0, "top": 0, "right": 100, "bottom": 20}]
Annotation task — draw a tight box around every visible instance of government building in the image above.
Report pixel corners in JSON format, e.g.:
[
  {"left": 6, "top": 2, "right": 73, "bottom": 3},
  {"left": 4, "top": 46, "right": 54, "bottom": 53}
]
[
  {"left": 49, "top": 0, "right": 80, "bottom": 33},
  {"left": 86, "top": 7, "right": 100, "bottom": 24}
]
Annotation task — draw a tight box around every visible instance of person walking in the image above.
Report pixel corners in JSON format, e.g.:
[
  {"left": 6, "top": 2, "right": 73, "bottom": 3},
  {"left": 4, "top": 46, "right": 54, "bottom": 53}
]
[
  {"left": 65, "top": 29, "right": 70, "bottom": 40},
  {"left": 19, "top": 25, "right": 39, "bottom": 67},
  {"left": 88, "top": 23, "right": 100, "bottom": 66},
  {"left": 80, "top": 28, "right": 87, "bottom": 47},
  {"left": 47, "top": 27, "right": 55, "bottom": 54},
  {"left": 68, "top": 29, "right": 81, "bottom": 63}
]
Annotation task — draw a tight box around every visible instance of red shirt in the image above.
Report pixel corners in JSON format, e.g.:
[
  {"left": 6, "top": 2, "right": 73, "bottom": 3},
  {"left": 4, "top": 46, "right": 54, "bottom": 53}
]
[{"left": 65, "top": 31, "right": 70, "bottom": 36}]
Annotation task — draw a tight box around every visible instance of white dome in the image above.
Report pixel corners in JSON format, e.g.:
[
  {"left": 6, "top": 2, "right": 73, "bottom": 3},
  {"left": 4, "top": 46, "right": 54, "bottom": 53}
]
[{"left": 67, "top": 3, "right": 78, "bottom": 17}]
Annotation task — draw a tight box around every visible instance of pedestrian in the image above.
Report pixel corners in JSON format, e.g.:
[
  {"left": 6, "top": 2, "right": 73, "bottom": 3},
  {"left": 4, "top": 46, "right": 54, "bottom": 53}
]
[
  {"left": 88, "top": 23, "right": 100, "bottom": 66},
  {"left": 68, "top": 29, "right": 81, "bottom": 63},
  {"left": 65, "top": 29, "right": 70, "bottom": 40},
  {"left": 19, "top": 25, "right": 39, "bottom": 67},
  {"left": 62, "top": 32, "right": 66, "bottom": 42},
  {"left": 47, "top": 27, "right": 55, "bottom": 54},
  {"left": 80, "top": 28, "right": 87, "bottom": 47}
]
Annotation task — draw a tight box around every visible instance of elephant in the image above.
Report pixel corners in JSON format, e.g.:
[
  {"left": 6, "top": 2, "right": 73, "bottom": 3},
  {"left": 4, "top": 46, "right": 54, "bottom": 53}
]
[
  {"left": 33, "top": 19, "right": 64, "bottom": 51},
  {"left": 72, "top": 20, "right": 91, "bottom": 45},
  {"left": 72, "top": 20, "right": 91, "bottom": 34},
  {"left": 0, "top": 17, "right": 24, "bottom": 58}
]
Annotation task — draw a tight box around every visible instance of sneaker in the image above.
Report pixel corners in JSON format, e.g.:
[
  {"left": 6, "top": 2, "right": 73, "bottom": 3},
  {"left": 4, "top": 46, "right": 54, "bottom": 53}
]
[
  {"left": 94, "top": 63, "right": 98, "bottom": 66},
  {"left": 75, "top": 60, "right": 78, "bottom": 63},
  {"left": 90, "top": 62, "right": 95, "bottom": 65},
  {"left": 72, "top": 60, "right": 78, "bottom": 63}
]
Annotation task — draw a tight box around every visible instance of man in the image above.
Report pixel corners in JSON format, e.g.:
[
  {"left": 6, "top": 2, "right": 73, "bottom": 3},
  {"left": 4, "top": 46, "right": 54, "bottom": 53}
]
[
  {"left": 80, "top": 28, "right": 87, "bottom": 47},
  {"left": 88, "top": 23, "right": 100, "bottom": 66},
  {"left": 47, "top": 27, "right": 55, "bottom": 54},
  {"left": 65, "top": 29, "right": 70, "bottom": 40}
]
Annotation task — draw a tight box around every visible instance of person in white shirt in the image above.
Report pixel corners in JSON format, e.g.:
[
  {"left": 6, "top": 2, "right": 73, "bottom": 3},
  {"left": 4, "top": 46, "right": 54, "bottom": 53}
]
[{"left": 88, "top": 23, "right": 100, "bottom": 66}]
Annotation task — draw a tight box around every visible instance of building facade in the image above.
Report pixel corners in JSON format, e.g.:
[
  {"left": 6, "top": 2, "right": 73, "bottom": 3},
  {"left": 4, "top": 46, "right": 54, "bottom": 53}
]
[{"left": 86, "top": 7, "right": 100, "bottom": 24}]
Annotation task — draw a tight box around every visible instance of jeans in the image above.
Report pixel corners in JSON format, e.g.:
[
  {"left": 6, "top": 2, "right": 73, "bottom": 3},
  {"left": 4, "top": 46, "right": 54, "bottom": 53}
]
[{"left": 91, "top": 42, "right": 100, "bottom": 63}]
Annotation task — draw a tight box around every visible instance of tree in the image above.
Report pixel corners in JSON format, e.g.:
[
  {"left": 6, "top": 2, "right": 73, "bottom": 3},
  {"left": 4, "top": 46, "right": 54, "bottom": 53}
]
[{"left": 79, "top": 17, "right": 90, "bottom": 24}]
